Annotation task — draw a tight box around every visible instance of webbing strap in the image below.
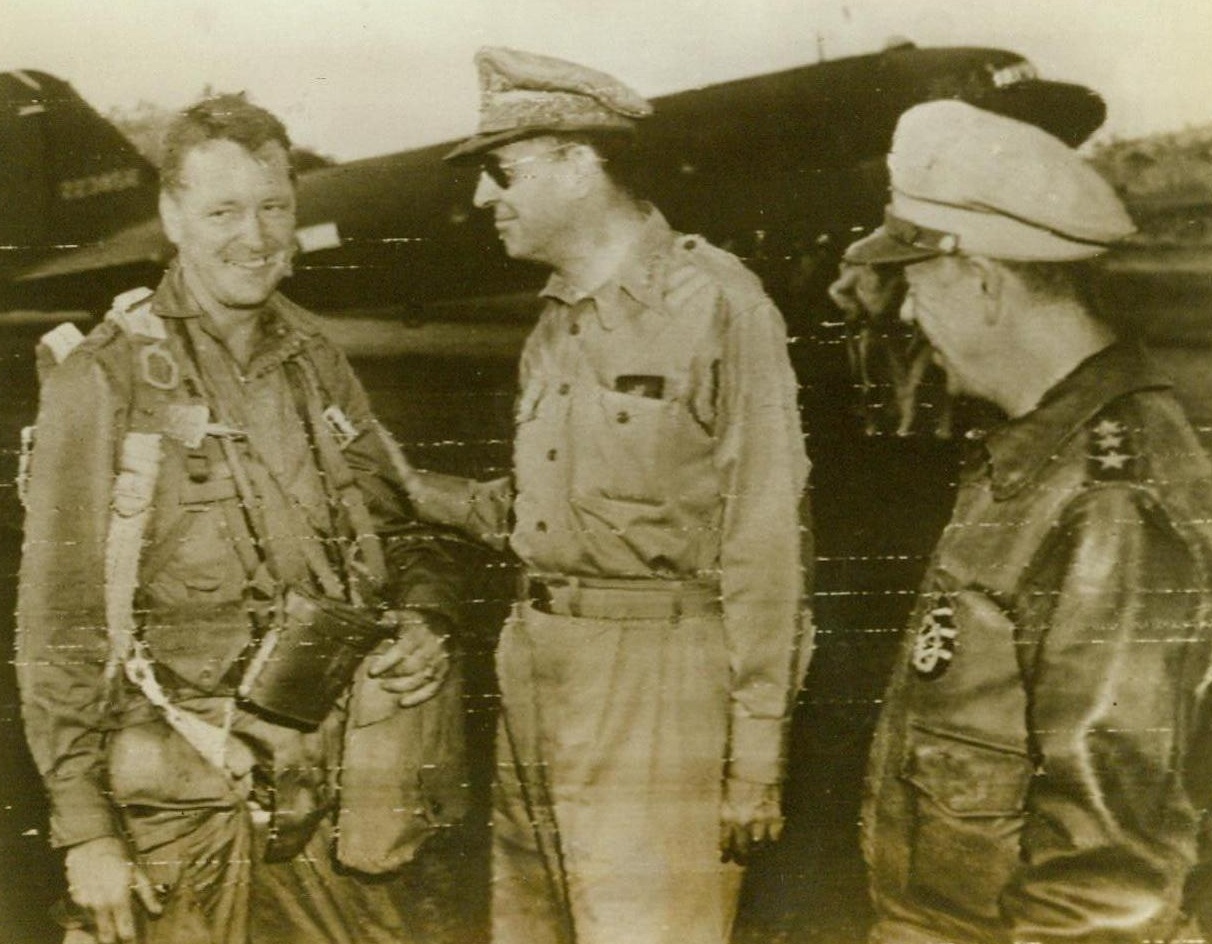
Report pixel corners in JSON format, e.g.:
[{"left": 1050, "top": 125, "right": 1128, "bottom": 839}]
[{"left": 99, "top": 302, "right": 245, "bottom": 781}]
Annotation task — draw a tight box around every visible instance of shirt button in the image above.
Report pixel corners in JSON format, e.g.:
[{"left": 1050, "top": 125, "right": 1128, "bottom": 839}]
[
  {"left": 558, "top": 383, "right": 570, "bottom": 395},
  {"left": 570, "top": 322, "right": 581, "bottom": 336},
  {"left": 536, "top": 520, "right": 548, "bottom": 532},
  {"left": 616, "top": 411, "right": 630, "bottom": 424},
  {"left": 546, "top": 449, "right": 558, "bottom": 461}
]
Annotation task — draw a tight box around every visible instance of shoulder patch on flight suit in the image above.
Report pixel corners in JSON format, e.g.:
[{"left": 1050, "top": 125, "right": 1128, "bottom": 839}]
[
  {"left": 1085, "top": 403, "right": 1141, "bottom": 483},
  {"left": 911, "top": 592, "right": 957, "bottom": 680}
]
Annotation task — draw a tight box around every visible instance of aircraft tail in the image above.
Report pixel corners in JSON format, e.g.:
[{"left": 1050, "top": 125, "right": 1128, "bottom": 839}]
[{"left": 0, "top": 70, "right": 158, "bottom": 268}]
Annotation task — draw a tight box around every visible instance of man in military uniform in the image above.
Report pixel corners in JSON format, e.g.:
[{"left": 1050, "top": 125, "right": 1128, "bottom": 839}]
[
  {"left": 842, "top": 100, "right": 1212, "bottom": 944},
  {"left": 17, "top": 95, "right": 465, "bottom": 944},
  {"left": 404, "top": 47, "right": 812, "bottom": 944}
]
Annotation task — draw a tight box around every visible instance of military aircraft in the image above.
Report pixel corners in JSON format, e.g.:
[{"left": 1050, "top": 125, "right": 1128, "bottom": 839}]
[{"left": 1, "top": 41, "right": 1108, "bottom": 333}]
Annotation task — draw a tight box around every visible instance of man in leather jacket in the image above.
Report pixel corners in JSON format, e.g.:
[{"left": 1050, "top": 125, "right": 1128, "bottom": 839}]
[
  {"left": 17, "top": 95, "right": 466, "bottom": 944},
  {"left": 841, "top": 100, "right": 1212, "bottom": 944}
]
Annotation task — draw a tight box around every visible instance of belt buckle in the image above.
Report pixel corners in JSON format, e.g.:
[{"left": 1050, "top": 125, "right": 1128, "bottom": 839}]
[{"left": 528, "top": 579, "right": 554, "bottom": 614}]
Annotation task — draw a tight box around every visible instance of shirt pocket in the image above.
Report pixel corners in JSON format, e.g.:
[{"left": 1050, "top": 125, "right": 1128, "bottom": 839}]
[
  {"left": 900, "top": 724, "right": 1032, "bottom": 919},
  {"left": 571, "top": 386, "right": 695, "bottom": 506},
  {"left": 145, "top": 470, "right": 247, "bottom": 607}
]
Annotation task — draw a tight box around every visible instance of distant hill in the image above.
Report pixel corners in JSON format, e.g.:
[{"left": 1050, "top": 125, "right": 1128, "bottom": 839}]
[{"left": 1090, "top": 125, "right": 1212, "bottom": 244}]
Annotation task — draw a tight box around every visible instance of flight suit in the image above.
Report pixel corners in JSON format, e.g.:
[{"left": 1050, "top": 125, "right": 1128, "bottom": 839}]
[
  {"left": 17, "top": 263, "right": 465, "bottom": 944},
  {"left": 414, "top": 209, "right": 811, "bottom": 944},
  {"left": 864, "top": 343, "right": 1212, "bottom": 944}
]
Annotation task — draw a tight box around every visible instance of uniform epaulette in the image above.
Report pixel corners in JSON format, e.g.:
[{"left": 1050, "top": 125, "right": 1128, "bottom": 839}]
[
  {"left": 674, "top": 235, "right": 764, "bottom": 291},
  {"left": 668, "top": 235, "right": 766, "bottom": 315},
  {"left": 1085, "top": 401, "right": 1143, "bottom": 483}
]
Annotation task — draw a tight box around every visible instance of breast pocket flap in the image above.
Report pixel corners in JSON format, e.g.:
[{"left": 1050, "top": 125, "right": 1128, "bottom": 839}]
[{"left": 902, "top": 727, "right": 1031, "bottom": 818}]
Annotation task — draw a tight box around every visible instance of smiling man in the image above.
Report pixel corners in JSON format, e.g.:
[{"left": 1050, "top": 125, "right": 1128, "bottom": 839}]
[
  {"left": 17, "top": 95, "right": 468, "bottom": 943},
  {"left": 843, "top": 100, "right": 1212, "bottom": 944},
  {"left": 405, "top": 46, "right": 812, "bottom": 944}
]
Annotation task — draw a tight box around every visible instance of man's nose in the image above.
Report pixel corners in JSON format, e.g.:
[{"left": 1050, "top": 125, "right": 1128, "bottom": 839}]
[
  {"left": 236, "top": 209, "right": 273, "bottom": 247},
  {"left": 473, "top": 172, "right": 501, "bottom": 209},
  {"left": 898, "top": 293, "right": 916, "bottom": 326}
]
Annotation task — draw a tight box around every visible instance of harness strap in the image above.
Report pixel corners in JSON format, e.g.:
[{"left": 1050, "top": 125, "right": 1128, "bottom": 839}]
[
  {"left": 289, "top": 355, "right": 389, "bottom": 598},
  {"left": 98, "top": 299, "right": 247, "bottom": 781}
]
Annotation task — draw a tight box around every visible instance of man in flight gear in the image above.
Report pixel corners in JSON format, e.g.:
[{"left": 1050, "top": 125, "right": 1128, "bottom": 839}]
[{"left": 17, "top": 94, "right": 467, "bottom": 944}]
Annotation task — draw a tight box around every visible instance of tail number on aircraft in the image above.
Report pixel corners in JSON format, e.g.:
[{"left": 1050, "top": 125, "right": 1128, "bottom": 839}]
[{"left": 59, "top": 167, "right": 142, "bottom": 201}]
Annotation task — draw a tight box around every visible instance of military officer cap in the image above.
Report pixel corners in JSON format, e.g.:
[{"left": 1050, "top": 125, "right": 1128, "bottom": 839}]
[
  {"left": 445, "top": 46, "right": 653, "bottom": 161},
  {"left": 845, "top": 100, "right": 1136, "bottom": 265}
]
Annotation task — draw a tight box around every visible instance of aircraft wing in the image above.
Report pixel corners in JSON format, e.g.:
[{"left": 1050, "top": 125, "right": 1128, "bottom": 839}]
[
  {"left": 4, "top": 44, "right": 1117, "bottom": 313},
  {"left": 14, "top": 217, "right": 170, "bottom": 281}
]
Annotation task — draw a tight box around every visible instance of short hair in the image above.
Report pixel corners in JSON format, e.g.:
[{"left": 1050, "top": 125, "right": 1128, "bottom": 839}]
[
  {"left": 160, "top": 93, "right": 293, "bottom": 192},
  {"left": 998, "top": 258, "right": 1101, "bottom": 312}
]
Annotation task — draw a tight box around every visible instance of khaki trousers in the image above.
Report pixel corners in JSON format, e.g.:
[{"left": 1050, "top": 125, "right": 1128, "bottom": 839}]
[{"left": 493, "top": 602, "right": 743, "bottom": 944}]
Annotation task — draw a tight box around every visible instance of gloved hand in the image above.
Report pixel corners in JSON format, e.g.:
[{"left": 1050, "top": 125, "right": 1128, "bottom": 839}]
[
  {"left": 719, "top": 777, "right": 784, "bottom": 865},
  {"left": 367, "top": 609, "right": 452, "bottom": 707},
  {"left": 64, "top": 836, "right": 162, "bottom": 944}
]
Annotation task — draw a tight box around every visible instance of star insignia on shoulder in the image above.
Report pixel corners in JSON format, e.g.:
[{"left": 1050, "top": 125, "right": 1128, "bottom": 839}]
[
  {"left": 1094, "top": 450, "right": 1131, "bottom": 471},
  {"left": 1086, "top": 411, "right": 1139, "bottom": 481}
]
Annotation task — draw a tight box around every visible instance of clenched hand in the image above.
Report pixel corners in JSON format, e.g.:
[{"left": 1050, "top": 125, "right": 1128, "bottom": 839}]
[
  {"left": 367, "top": 609, "right": 451, "bottom": 706},
  {"left": 719, "top": 778, "right": 784, "bottom": 865}
]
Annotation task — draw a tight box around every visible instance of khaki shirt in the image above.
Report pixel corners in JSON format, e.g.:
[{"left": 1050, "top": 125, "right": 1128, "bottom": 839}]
[
  {"left": 17, "top": 265, "right": 463, "bottom": 848},
  {"left": 417, "top": 210, "right": 811, "bottom": 782},
  {"left": 865, "top": 344, "right": 1212, "bottom": 944}
]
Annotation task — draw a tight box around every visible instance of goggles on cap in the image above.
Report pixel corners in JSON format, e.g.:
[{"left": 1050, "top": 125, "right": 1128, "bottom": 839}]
[{"left": 883, "top": 212, "right": 960, "bottom": 256}]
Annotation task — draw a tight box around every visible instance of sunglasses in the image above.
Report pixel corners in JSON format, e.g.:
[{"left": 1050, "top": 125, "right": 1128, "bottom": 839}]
[{"left": 476, "top": 143, "right": 580, "bottom": 189}]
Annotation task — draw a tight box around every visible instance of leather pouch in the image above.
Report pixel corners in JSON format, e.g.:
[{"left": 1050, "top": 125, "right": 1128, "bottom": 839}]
[{"left": 238, "top": 586, "right": 390, "bottom": 728}]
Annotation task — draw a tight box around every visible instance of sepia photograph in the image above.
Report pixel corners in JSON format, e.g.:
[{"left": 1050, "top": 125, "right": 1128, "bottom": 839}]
[{"left": 3, "top": 1, "right": 1211, "bottom": 942}]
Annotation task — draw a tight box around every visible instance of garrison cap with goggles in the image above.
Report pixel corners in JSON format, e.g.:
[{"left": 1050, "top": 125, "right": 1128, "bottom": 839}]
[{"left": 844, "top": 100, "right": 1136, "bottom": 266}]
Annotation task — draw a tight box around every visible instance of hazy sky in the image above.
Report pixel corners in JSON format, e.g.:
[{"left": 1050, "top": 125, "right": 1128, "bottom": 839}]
[{"left": 6, "top": 0, "right": 1211, "bottom": 161}]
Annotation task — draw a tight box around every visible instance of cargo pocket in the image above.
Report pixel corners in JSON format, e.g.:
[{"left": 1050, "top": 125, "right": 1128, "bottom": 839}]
[
  {"left": 107, "top": 719, "right": 241, "bottom": 810},
  {"left": 901, "top": 725, "right": 1031, "bottom": 917},
  {"left": 336, "top": 657, "right": 469, "bottom": 874},
  {"left": 144, "top": 470, "right": 246, "bottom": 607}
]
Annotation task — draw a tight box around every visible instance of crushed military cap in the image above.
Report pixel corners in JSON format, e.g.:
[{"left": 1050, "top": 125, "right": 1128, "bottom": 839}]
[
  {"left": 445, "top": 46, "right": 653, "bottom": 161},
  {"left": 845, "top": 100, "right": 1136, "bottom": 265}
]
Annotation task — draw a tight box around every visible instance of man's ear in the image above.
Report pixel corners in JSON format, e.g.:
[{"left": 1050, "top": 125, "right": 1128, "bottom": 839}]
[
  {"left": 159, "top": 191, "right": 183, "bottom": 247},
  {"left": 969, "top": 256, "right": 1003, "bottom": 323},
  {"left": 565, "top": 143, "right": 603, "bottom": 196}
]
